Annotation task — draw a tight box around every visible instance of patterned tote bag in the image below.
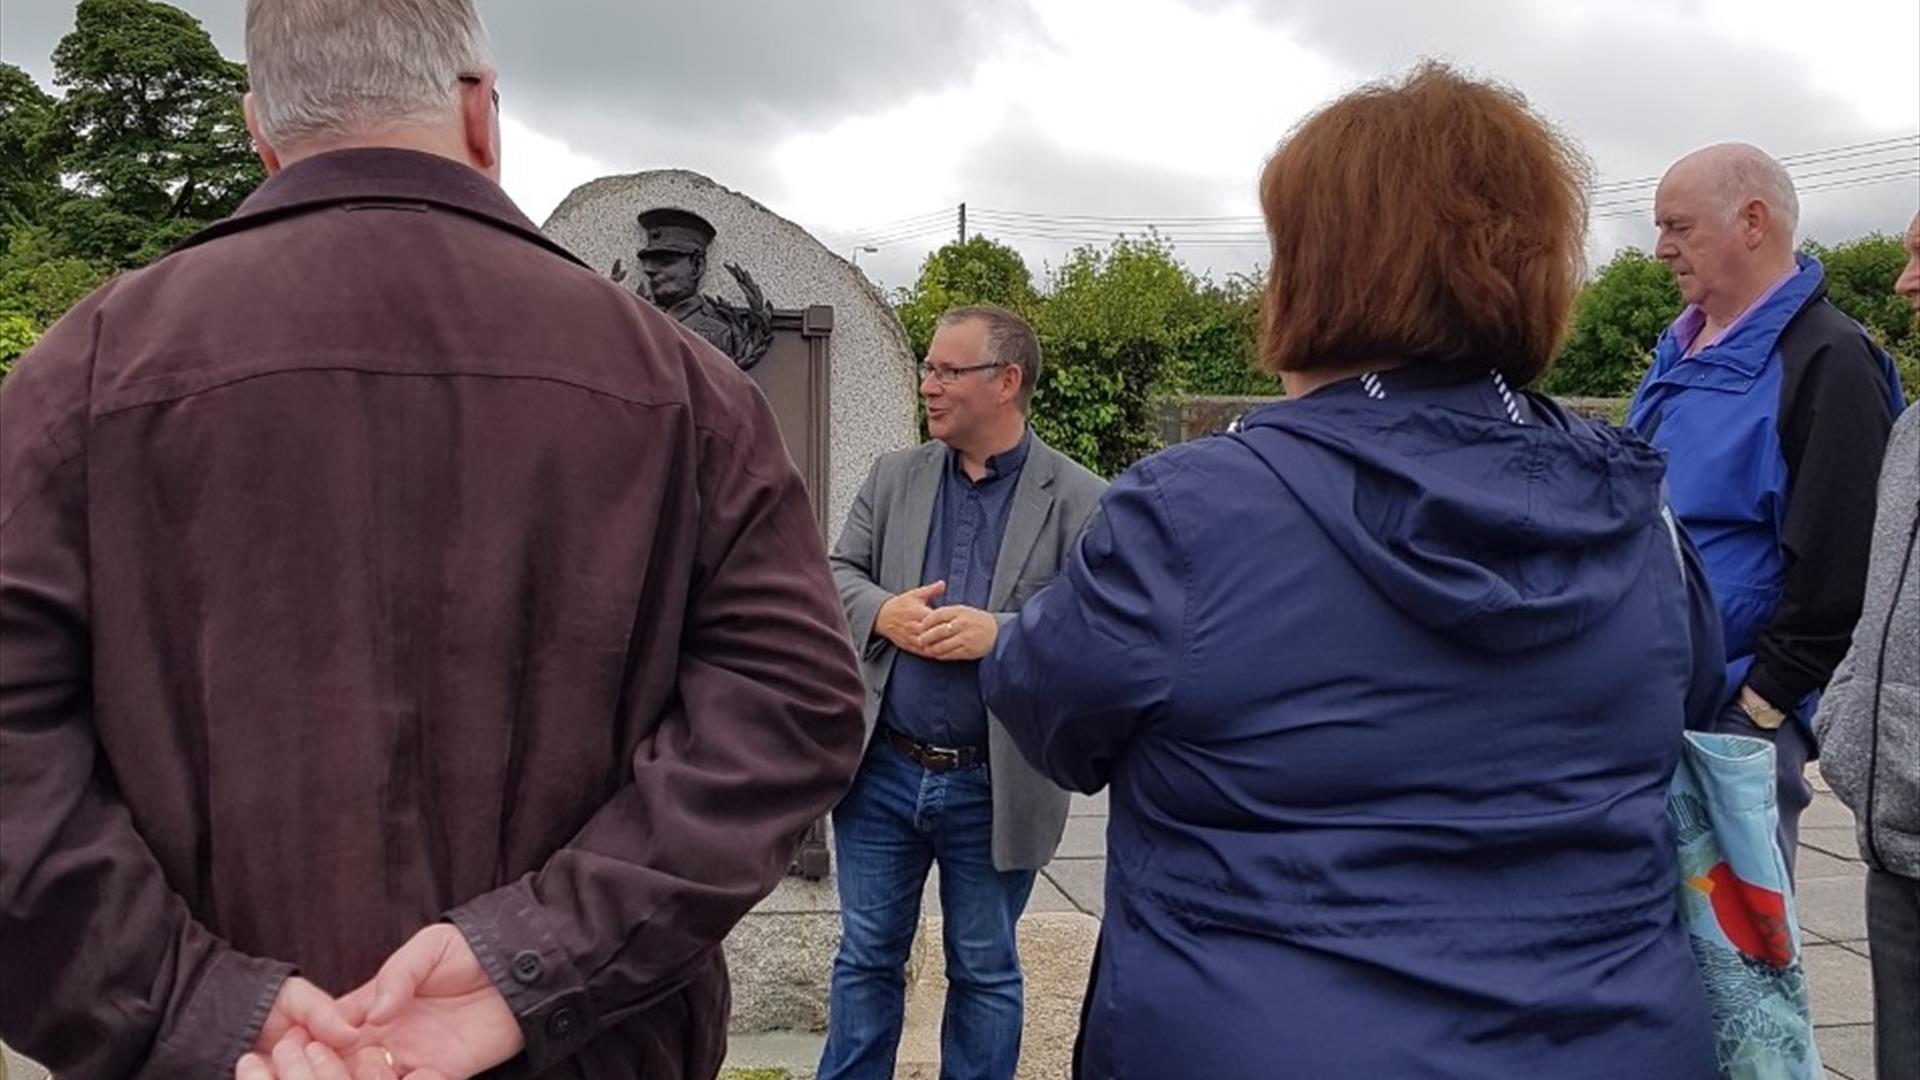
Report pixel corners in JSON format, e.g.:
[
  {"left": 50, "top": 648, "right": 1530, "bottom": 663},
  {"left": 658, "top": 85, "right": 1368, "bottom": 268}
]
[{"left": 1668, "top": 730, "right": 1821, "bottom": 1079}]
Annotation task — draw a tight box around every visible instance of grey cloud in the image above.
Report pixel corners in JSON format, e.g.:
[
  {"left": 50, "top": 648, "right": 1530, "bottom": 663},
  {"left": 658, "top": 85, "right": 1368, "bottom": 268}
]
[
  {"left": 1, "top": 0, "right": 1027, "bottom": 112},
  {"left": 2, "top": 0, "right": 1031, "bottom": 174},
  {"left": 478, "top": 0, "right": 1037, "bottom": 191},
  {"left": 483, "top": 1, "right": 1031, "bottom": 128},
  {"left": 5, "top": 0, "right": 1907, "bottom": 270},
  {"left": 1195, "top": 0, "right": 1916, "bottom": 245}
]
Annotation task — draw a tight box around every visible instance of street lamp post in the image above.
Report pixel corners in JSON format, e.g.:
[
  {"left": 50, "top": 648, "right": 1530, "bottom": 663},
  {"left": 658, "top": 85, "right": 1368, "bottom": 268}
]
[{"left": 851, "top": 245, "right": 878, "bottom": 268}]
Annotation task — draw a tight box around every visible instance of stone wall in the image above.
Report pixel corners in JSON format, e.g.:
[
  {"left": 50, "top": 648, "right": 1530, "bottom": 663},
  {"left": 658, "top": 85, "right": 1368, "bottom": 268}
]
[{"left": 1158, "top": 394, "right": 1631, "bottom": 444}]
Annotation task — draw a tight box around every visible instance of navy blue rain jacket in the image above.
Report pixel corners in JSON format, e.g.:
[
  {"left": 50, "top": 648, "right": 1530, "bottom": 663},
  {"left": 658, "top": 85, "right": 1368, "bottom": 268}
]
[{"left": 984, "top": 367, "right": 1723, "bottom": 1079}]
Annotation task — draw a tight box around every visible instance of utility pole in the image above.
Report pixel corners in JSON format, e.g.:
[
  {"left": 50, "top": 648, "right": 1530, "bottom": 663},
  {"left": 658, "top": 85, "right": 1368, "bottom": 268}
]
[{"left": 958, "top": 202, "right": 967, "bottom": 244}]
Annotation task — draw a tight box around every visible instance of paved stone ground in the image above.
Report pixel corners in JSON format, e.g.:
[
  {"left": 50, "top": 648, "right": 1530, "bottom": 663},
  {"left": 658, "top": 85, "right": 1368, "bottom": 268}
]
[
  {"left": 1795, "top": 770, "right": 1882, "bottom": 1080},
  {"left": 0, "top": 772, "right": 1882, "bottom": 1080}
]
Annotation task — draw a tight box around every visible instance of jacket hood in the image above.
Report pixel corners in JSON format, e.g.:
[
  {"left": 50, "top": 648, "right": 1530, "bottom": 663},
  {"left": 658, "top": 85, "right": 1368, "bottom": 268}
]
[{"left": 1235, "top": 373, "right": 1671, "bottom": 653}]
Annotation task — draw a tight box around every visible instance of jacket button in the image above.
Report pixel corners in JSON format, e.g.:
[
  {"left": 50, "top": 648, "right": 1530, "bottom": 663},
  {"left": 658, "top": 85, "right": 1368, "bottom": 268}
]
[
  {"left": 545, "top": 1004, "right": 581, "bottom": 1039},
  {"left": 510, "top": 950, "right": 544, "bottom": 985}
]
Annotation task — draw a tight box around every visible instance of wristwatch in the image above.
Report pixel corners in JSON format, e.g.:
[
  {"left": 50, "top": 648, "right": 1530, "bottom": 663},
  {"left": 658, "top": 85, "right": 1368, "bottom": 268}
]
[{"left": 1738, "top": 687, "right": 1788, "bottom": 730}]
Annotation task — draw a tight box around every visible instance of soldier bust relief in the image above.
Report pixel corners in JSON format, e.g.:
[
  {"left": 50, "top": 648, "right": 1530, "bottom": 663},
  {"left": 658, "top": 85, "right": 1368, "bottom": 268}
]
[{"left": 613, "top": 207, "right": 773, "bottom": 371}]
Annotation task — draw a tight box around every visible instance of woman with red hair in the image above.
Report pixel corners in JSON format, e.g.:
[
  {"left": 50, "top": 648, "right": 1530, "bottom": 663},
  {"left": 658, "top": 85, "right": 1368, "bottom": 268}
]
[{"left": 985, "top": 65, "right": 1721, "bottom": 1077}]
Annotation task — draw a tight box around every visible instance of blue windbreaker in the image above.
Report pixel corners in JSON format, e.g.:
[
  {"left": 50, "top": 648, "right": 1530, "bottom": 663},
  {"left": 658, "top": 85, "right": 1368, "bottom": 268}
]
[{"left": 1628, "top": 254, "right": 1905, "bottom": 722}]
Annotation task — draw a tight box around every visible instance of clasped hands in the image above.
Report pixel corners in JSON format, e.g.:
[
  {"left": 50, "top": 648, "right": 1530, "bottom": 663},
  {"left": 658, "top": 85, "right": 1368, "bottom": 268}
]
[
  {"left": 875, "top": 581, "right": 1000, "bottom": 661},
  {"left": 235, "top": 924, "right": 523, "bottom": 1080}
]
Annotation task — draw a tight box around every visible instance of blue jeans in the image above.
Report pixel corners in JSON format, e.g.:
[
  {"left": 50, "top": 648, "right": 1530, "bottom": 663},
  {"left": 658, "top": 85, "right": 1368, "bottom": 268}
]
[{"left": 817, "top": 740, "right": 1037, "bottom": 1080}]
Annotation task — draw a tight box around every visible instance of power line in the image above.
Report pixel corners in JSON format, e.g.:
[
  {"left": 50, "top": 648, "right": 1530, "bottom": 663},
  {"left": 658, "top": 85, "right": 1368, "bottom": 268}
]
[
  {"left": 823, "top": 207, "right": 956, "bottom": 247},
  {"left": 1588, "top": 134, "right": 1919, "bottom": 194},
  {"left": 987, "top": 166, "right": 1916, "bottom": 236},
  {"left": 828, "top": 136, "right": 1919, "bottom": 252},
  {"left": 979, "top": 170, "right": 1918, "bottom": 241},
  {"left": 1592, "top": 166, "right": 1920, "bottom": 220},
  {"left": 985, "top": 136, "right": 1920, "bottom": 225},
  {"left": 970, "top": 215, "right": 1265, "bottom": 236},
  {"left": 973, "top": 146, "right": 1920, "bottom": 229},
  {"left": 1588, "top": 145, "right": 1918, "bottom": 208},
  {"left": 824, "top": 207, "right": 952, "bottom": 236},
  {"left": 960, "top": 137, "right": 1919, "bottom": 228},
  {"left": 837, "top": 223, "right": 956, "bottom": 247},
  {"left": 974, "top": 223, "right": 1267, "bottom": 246},
  {"left": 1797, "top": 166, "right": 1920, "bottom": 193},
  {"left": 973, "top": 161, "right": 1918, "bottom": 238},
  {"left": 830, "top": 219, "right": 960, "bottom": 248},
  {"left": 1587, "top": 151, "right": 1920, "bottom": 212},
  {"left": 1590, "top": 166, "right": 1918, "bottom": 221},
  {"left": 972, "top": 207, "right": 1264, "bottom": 226},
  {"left": 1780, "top": 133, "right": 1917, "bottom": 161}
]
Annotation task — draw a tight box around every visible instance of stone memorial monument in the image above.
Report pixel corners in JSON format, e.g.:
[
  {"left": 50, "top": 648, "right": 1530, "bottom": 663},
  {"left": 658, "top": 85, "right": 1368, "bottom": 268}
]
[{"left": 545, "top": 170, "right": 919, "bottom": 543}]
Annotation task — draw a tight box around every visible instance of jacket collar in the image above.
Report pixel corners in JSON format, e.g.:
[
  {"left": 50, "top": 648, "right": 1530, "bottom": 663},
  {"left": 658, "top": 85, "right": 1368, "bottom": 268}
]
[
  {"left": 170, "top": 147, "right": 589, "bottom": 270},
  {"left": 1654, "top": 252, "right": 1827, "bottom": 376}
]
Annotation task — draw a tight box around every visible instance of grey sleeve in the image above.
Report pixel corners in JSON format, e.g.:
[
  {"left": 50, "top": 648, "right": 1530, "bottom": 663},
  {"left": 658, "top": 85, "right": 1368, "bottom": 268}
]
[{"left": 830, "top": 461, "right": 896, "bottom": 659}]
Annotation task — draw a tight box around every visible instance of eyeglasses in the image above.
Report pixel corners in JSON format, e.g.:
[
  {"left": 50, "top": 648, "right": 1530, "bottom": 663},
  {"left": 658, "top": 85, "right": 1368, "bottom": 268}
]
[
  {"left": 918, "top": 361, "right": 1005, "bottom": 384},
  {"left": 457, "top": 74, "right": 500, "bottom": 109}
]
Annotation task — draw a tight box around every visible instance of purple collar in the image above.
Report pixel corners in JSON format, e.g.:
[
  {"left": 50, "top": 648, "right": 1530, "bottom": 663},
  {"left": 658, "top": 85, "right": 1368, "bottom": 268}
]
[{"left": 1676, "top": 264, "right": 1800, "bottom": 357}]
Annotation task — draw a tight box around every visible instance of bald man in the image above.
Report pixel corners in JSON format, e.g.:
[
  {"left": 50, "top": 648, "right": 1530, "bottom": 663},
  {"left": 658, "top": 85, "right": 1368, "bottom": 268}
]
[{"left": 1628, "top": 144, "right": 1906, "bottom": 868}]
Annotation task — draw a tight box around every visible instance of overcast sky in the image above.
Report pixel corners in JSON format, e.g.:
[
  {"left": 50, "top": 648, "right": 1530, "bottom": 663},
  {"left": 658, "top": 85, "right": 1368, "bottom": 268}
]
[{"left": 5, "top": 0, "right": 1917, "bottom": 289}]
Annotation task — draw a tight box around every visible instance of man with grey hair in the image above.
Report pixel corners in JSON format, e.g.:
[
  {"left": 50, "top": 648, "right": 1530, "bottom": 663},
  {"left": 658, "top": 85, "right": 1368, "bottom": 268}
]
[
  {"left": 1628, "top": 143, "right": 1906, "bottom": 867},
  {"left": 0, "top": 1, "right": 866, "bottom": 1078},
  {"left": 822, "top": 306, "right": 1105, "bottom": 1080}
]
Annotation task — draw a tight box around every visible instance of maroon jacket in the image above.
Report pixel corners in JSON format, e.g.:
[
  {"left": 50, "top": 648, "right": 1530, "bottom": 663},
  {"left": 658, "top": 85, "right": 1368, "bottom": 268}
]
[{"left": 0, "top": 149, "right": 866, "bottom": 1079}]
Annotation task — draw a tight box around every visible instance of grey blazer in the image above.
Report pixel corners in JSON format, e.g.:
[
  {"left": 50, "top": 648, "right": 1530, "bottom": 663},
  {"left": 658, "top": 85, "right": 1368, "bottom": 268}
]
[{"left": 831, "top": 433, "right": 1108, "bottom": 871}]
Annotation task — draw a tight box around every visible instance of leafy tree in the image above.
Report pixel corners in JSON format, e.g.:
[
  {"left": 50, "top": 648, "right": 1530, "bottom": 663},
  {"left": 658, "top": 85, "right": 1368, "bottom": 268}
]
[
  {"left": 1179, "top": 272, "right": 1280, "bottom": 397},
  {"left": 51, "top": 0, "right": 262, "bottom": 267},
  {"left": 0, "top": 228, "right": 108, "bottom": 326},
  {"left": 1, "top": 63, "right": 65, "bottom": 246},
  {"left": 893, "top": 236, "right": 1041, "bottom": 357},
  {"left": 0, "top": 0, "right": 259, "bottom": 380},
  {"left": 0, "top": 314, "right": 39, "bottom": 377},
  {"left": 1029, "top": 236, "right": 1193, "bottom": 475},
  {"left": 1540, "top": 248, "right": 1681, "bottom": 397},
  {"left": 0, "top": 227, "right": 108, "bottom": 369}
]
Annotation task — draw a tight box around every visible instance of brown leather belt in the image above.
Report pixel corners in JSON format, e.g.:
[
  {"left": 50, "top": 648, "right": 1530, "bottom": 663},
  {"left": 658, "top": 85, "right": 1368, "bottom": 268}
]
[{"left": 881, "top": 725, "right": 985, "bottom": 770}]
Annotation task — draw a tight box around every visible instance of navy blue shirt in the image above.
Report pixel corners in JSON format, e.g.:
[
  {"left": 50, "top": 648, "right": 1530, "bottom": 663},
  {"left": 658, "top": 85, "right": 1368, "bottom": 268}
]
[{"left": 880, "top": 430, "right": 1031, "bottom": 749}]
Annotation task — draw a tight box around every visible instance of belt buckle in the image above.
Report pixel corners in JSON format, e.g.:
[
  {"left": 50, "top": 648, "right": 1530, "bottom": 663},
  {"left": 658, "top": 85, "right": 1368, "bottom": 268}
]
[{"left": 925, "top": 745, "right": 961, "bottom": 768}]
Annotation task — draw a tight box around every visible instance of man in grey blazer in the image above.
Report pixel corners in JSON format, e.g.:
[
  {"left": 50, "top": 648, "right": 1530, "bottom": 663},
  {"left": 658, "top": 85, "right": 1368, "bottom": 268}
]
[{"left": 819, "top": 306, "right": 1107, "bottom": 1080}]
